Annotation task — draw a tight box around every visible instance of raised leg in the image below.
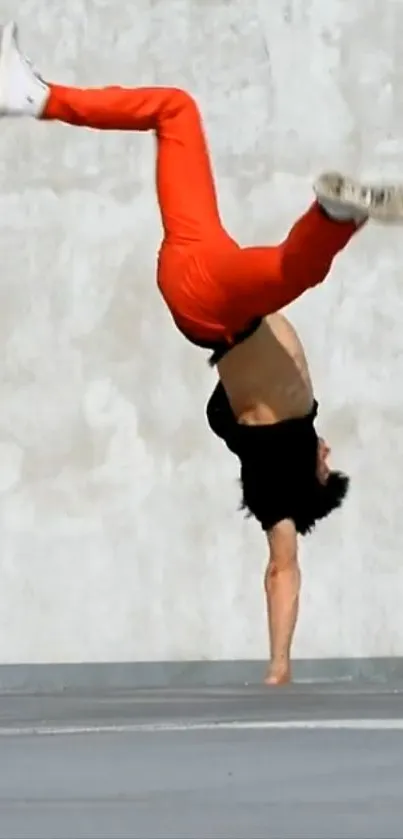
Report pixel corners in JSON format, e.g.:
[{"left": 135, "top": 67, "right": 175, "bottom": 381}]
[
  {"left": 0, "top": 22, "right": 223, "bottom": 244},
  {"left": 43, "top": 85, "right": 223, "bottom": 243},
  {"left": 202, "top": 203, "right": 361, "bottom": 339},
  {"left": 4, "top": 21, "right": 403, "bottom": 346}
]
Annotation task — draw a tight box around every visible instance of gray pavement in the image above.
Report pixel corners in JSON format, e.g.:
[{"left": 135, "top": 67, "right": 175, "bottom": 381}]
[{"left": 1, "top": 683, "right": 403, "bottom": 839}]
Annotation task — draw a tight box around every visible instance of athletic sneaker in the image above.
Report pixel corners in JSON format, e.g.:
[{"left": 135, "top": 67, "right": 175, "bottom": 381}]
[
  {"left": 314, "top": 171, "right": 403, "bottom": 224},
  {"left": 0, "top": 21, "right": 48, "bottom": 117}
]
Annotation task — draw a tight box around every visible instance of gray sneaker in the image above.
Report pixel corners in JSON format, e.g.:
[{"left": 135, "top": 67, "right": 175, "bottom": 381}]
[{"left": 314, "top": 172, "right": 403, "bottom": 224}]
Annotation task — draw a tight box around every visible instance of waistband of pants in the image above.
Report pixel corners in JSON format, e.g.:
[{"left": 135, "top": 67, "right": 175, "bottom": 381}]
[{"left": 180, "top": 317, "right": 263, "bottom": 365}]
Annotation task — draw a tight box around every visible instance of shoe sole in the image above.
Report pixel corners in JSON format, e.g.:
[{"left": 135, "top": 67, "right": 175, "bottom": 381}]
[
  {"left": 0, "top": 21, "right": 16, "bottom": 114},
  {"left": 315, "top": 172, "right": 403, "bottom": 223}
]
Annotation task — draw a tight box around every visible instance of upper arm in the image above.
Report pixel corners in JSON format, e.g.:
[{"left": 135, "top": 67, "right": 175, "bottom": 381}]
[{"left": 267, "top": 518, "right": 298, "bottom": 562}]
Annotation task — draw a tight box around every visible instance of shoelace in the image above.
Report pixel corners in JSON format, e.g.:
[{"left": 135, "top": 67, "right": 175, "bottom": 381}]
[{"left": 21, "top": 50, "right": 44, "bottom": 83}]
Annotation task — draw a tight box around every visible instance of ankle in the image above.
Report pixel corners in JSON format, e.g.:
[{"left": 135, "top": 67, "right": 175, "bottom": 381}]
[{"left": 317, "top": 198, "right": 367, "bottom": 226}]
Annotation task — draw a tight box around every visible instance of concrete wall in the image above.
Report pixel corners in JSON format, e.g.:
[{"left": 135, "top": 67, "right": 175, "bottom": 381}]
[{"left": 0, "top": 0, "right": 402, "bottom": 667}]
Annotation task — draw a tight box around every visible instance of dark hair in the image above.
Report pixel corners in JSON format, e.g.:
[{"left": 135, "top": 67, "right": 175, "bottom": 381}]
[
  {"left": 301, "top": 469, "right": 350, "bottom": 534},
  {"left": 206, "top": 382, "right": 350, "bottom": 536},
  {"left": 240, "top": 462, "right": 350, "bottom": 536}
]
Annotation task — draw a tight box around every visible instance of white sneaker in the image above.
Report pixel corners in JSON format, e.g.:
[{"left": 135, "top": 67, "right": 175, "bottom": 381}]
[
  {"left": 0, "top": 21, "right": 49, "bottom": 117},
  {"left": 314, "top": 171, "right": 403, "bottom": 224}
]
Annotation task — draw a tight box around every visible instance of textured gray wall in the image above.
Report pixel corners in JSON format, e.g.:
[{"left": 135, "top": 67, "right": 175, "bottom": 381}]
[{"left": 0, "top": 0, "right": 402, "bottom": 665}]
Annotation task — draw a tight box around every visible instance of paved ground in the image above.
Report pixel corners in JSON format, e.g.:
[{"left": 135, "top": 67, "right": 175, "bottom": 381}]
[{"left": 1, "top": 682, "right": 403, "bottom": 839}]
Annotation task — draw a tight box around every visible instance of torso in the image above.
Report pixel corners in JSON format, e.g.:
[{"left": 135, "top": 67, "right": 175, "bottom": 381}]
[{"left": 217, "top": 314, "right": 314, "bottom": 425}]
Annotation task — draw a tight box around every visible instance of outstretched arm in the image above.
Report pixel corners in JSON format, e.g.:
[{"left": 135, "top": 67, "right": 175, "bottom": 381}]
[{"left": 264, "top": 519, "right": 300, "bottom": 686}]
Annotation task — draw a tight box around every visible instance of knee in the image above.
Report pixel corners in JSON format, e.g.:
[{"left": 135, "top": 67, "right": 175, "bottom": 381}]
[{"left": 170, "top": 88, "right": 200, "bottom": 117}]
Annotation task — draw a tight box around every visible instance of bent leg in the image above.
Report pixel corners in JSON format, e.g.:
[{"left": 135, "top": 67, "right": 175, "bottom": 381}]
[
  {"left": 43, "top": 85, "right": 222, "bottom": 242},
  {"left": 42, "top": 88, "right": 361, "bottom": 342},
  {"left": 205, "top": 202, "right": 360, "bottom": 334},
  {"left": 0, "top": 24, "right": 362, "bottom": 344}
]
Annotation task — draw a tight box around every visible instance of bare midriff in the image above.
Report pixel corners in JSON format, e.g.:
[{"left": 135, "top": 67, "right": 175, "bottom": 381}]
[{"left": 217, "top": 313, "right": 314, "bottom": 425}]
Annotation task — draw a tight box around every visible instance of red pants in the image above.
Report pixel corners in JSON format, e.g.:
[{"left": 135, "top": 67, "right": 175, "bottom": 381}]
[{"left": 43, "top": 86, "right": 358, "bottom": 346}]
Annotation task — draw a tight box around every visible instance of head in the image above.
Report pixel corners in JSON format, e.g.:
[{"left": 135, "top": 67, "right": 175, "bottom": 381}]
[
  {"left": 294, "top": 434, "right": 350, "bottom": 535},
  {"left": 206, "top": 382, "right": 350, "bottom": 538},
  {"left": 316, "top": 437, "right": 332, "bottom": 484},
  {"left": 239, "top": 410, "right": 350, "bottom": 537}
]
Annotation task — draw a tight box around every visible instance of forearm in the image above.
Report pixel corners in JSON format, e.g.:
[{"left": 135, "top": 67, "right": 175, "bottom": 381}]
[
  {"left": 264, "top": 557, "right": 301, "bottom": 663},
  {"left": 263, "top": 522, "right": 301, "bottom": 686}
]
